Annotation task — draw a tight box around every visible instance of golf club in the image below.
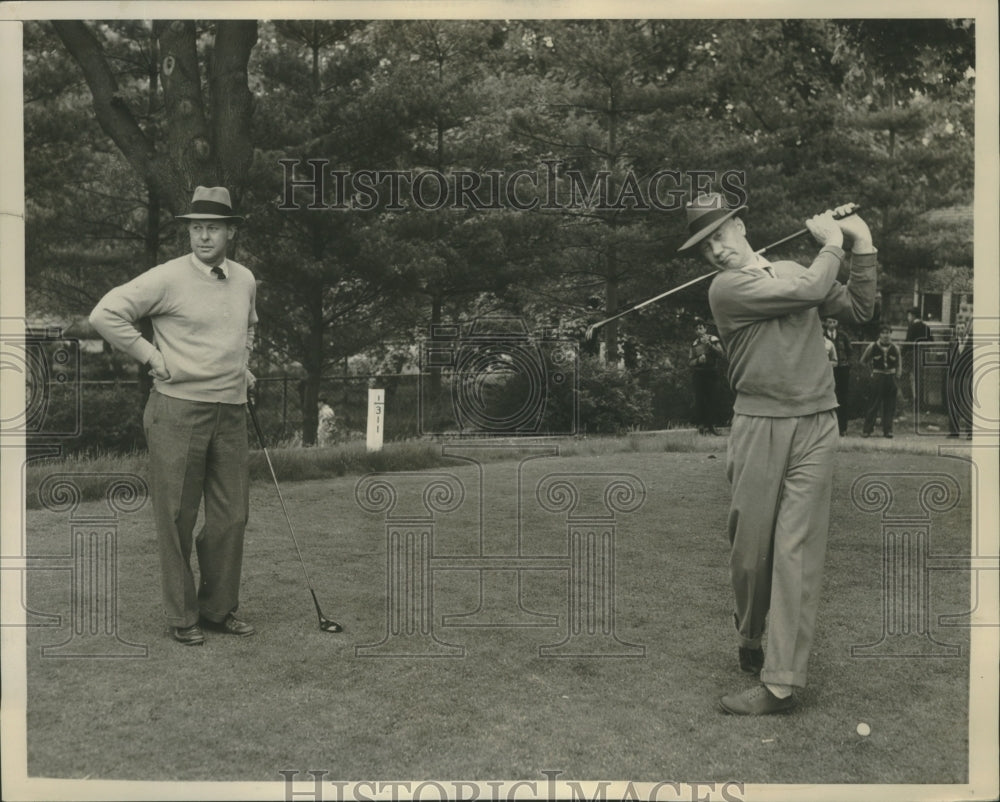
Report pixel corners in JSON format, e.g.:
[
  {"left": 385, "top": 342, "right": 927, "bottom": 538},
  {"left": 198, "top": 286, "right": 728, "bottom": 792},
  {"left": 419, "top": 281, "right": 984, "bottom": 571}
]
[
  {"left": 247, "top": 398, "right": 343, "bottom": 633},
  {"left": 584, "top": 203, "right": 861, "bottom": 341}
]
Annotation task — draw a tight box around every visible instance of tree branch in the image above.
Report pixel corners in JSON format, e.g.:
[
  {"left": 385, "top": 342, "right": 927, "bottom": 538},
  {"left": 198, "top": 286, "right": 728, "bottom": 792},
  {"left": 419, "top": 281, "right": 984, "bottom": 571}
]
[{"left": 50, "top": 21, "right": 162, "bottom": 195}]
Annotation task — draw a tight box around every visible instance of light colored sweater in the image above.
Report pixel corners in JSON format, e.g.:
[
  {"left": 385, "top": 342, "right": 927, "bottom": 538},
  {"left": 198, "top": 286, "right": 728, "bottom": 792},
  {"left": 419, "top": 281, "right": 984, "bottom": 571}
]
[
  {"left": 89, "top": 255, "right": 257, "bottom": 404},
  {"left": 708, "top": 246, "right": 877, "bottom": 417}
]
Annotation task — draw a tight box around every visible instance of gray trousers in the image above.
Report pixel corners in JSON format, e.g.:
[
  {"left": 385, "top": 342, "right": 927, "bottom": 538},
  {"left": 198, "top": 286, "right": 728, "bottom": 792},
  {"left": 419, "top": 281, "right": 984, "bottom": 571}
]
[
  {"left": 725, "top": 410, "right": 838, "bottom": 688},
  {"left": 143, "top": 391, "right": 249, "bottom": 627}
]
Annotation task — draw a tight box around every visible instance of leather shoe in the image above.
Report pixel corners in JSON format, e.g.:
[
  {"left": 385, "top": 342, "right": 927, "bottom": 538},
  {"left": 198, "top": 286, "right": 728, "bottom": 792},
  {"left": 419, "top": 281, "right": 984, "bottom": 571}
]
[
  {"left": 200, "top": 612, "right": 256, "bottom": 637},
  {"left": 738, "top": 646, "right": 764, "bottom": 674},
  {"left": 172, "top": 624, "right": 205, "bottom": 646},
  {"left": 719, "top": 684, "right": 797, "bottom": 715}
]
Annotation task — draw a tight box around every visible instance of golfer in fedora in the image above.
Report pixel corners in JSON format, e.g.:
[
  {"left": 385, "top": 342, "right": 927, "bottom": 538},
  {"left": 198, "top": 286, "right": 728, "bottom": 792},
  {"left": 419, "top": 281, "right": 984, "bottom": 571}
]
[
  {"left": 679, "top": 192, "right": 877, "bottom": 714},
  {"left": 90, "top": 186, "right": 257, "bottom": 645}
]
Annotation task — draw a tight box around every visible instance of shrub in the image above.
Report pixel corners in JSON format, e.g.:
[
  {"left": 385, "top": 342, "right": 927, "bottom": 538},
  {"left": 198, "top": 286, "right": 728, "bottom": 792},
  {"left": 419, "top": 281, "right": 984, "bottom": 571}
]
[
  {"left": 28, "top": 381, "right": 146, "bottom": 456},
  {"left": 576, "top": 357, "right": 654, "bottom": 434}
]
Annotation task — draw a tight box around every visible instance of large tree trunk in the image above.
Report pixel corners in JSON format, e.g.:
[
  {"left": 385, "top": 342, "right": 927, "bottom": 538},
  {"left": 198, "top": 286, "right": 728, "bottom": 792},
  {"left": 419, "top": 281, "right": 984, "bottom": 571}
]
[
  {"left": 210, "top": 21, "right": 258, "bottom": 194},
  {"left": 154, "top": 20, "right": 212, "bottom": 199},
  {"left": 137, "top": 184, "right": 161, "bottom": 406}
]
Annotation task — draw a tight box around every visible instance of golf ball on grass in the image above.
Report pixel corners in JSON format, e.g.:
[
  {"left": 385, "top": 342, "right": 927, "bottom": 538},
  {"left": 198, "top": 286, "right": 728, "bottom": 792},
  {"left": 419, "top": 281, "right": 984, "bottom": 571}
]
[{"left": 856, "top": 722, "right": 871, "bottom": 737}]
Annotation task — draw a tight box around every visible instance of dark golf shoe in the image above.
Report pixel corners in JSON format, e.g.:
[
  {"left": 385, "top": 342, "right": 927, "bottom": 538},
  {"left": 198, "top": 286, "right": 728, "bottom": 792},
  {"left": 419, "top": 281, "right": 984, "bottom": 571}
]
[
  {"left": 200, "top": 612, "right": 256, "bottom": 637},
  {"left": 738, "top": 646, "right": 765, "bottom": 674},
  {"left": 719, "top": 684, "right": 797, "bottom": 716},
  {"left": 172, "top": 624, "right": 205, "bottom": 646}
]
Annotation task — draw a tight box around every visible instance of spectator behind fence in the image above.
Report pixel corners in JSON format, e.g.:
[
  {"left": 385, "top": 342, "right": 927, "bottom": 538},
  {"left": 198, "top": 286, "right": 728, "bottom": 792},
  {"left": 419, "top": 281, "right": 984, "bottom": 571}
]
[
  {"left": 860, "top": 324, "right": 902, "bottom": 438},
  {"left": 688, "top": 318, "right": 726, "bottom": 435},
  {"left": 823, "top": 317, "right": 854, "bottom": 436},
  {"left": 904, "top": 307, "right": 933, "bottom": 410},
  {"left": 823, "top": 328, "right": 837, "bottom": 364},
  {"left": 317, "top": 398, "right": 337, "bottom": 446},
  {"left": 947, "top": 319, "right": 974, "bottom": 439}
]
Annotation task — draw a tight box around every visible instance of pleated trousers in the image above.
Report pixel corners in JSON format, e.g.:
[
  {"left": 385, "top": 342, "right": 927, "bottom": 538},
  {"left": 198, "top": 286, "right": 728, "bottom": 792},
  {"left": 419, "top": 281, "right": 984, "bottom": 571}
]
[
  {"left": 143, "top": 390, "right": 249, "bottom": 627},
  {"left": 725, "top": 409, "right": 839, "bottom": 688}
]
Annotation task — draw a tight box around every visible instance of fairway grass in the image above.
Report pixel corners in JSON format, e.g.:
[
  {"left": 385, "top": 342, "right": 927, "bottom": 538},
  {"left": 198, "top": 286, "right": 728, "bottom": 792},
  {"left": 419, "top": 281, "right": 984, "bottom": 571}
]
[{"left": 20, "top": 444, "right": 974, "bottom": 785}]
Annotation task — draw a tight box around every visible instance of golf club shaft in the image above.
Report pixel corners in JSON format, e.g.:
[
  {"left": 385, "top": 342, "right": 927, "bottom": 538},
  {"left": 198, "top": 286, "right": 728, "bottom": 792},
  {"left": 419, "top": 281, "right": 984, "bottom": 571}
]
[
  {"left": 246, "top": 399, "right": 316, "bottom": 591},
  {"left": 584, "top": 203, "right": 859, "bottom": 340},
  {"left": 585, "top": 272, "right": 716, "bottom": 338}
]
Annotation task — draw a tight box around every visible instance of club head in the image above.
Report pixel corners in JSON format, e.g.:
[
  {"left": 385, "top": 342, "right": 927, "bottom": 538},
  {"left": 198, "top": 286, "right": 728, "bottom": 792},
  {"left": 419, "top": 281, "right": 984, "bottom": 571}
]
[{"left": 319, "top": 617, "right": 343, "bottom": 633}]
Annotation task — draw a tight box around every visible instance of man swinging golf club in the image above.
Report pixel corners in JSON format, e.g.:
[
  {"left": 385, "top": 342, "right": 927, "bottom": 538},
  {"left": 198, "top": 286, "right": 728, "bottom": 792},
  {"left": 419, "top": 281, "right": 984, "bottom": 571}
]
[
  {"left": 678, "top": 192, "right": 877, "bottom": 714},
  {"left": 90, "top": 186, "right": 257, "bottom": 646}
]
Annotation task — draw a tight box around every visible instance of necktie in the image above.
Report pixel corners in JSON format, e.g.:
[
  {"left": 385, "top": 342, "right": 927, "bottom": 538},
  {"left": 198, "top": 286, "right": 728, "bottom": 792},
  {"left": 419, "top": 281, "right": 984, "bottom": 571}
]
[{"left": 211, "top": 266, "right": 225, "bottom": 280}]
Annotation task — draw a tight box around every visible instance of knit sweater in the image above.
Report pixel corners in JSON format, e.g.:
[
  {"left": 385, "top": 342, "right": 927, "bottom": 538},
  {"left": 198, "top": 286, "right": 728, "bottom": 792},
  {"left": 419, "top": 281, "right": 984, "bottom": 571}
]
[
  {"left": 89, "top": 255, "right": 258, "bottom": 404},
  {"left": 708, "top": 246, "right": 877, "bottom": 417}
]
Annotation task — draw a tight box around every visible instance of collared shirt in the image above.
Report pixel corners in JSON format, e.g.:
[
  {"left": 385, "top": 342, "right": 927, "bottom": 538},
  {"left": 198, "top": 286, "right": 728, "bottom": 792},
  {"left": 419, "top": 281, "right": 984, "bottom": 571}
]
[
  {"left": 191, "top": 253, "right": 228, "bottom": 279},
  {"left": 745, "top": 253, "right": 776, "bottom": 278},
  {"left": 824, "top": 335, "right": 838, "bottom": 366}
]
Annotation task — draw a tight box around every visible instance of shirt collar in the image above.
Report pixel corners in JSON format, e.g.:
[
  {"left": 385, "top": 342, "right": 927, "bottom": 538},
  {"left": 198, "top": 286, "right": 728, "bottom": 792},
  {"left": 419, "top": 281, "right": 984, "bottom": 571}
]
[
  {"left": 741, "top": 253, "right": 774, "bottom": 276},
  {"left": 191, "top": 253, "right": 227, "bottom": 278}
]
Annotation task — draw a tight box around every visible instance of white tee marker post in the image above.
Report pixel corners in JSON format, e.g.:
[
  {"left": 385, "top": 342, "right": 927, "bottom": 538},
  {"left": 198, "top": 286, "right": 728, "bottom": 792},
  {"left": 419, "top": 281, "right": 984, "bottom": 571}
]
[{"left": 367, "top": 389, "right": 385, "bottom": 452}]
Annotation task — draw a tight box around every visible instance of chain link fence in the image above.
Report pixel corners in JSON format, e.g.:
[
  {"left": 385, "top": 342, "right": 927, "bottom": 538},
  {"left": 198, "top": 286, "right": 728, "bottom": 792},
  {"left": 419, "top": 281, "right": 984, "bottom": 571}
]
[{"left": 19, "top": 340, "right": 958, "bottom": 457}]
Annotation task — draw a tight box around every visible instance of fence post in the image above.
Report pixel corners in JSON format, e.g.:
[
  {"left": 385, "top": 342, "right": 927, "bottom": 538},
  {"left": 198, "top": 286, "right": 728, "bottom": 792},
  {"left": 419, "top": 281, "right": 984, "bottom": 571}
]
[
  {"left": 281, "top": 375, "right": 289, "bottom": 440},
  {"left": 367, "top": 388, "right": 385, "bottom": 452}
]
